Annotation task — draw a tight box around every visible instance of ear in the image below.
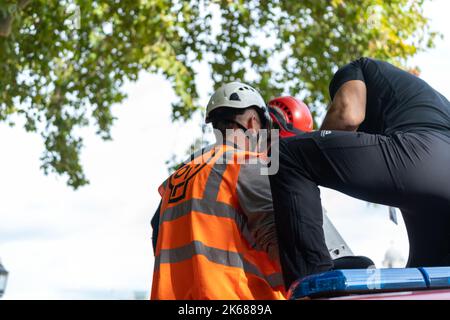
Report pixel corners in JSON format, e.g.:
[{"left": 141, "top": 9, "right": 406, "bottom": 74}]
[
  {"left": 245, "top": 116, "right": 256, "bottom": 130},
  {"left": 249, "top": 114, "right": 262, "bottom": 131}
]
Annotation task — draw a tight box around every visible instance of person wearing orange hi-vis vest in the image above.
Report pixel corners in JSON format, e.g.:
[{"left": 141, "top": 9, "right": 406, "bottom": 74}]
[{"left": 151, "top": 82, "right": 286, "bottom": 300}]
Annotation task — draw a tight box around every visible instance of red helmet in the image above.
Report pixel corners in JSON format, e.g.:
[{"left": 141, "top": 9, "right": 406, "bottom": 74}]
[{"left": 268, "top": 96, "right": 313, "bottom": 138}]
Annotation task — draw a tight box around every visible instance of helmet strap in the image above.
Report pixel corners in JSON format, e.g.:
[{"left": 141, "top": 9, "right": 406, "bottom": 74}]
[
  {"left": 230, "top": 120, "right": 263, "bottom": 152},
  {"left": 230, "top": 120, "right": 249, "bottom": 133}
]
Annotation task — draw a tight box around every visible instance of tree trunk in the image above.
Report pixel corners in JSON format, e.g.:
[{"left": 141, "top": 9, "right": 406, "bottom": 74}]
[
  {"left": 0, "top": 15, "right": 13, "bottom": 37},
  {"left": 0, "top": 0, "right": 32, "bottom": 37}
]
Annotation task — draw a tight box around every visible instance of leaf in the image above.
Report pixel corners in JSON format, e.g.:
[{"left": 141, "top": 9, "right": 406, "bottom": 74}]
[{"left": 0, "top": 0, "right": 439, "bottom": 188}]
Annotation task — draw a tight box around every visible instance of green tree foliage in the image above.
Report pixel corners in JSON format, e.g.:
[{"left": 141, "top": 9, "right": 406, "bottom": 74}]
[{"left": 0, "top": 0, "right": 438, "bottom": 188}]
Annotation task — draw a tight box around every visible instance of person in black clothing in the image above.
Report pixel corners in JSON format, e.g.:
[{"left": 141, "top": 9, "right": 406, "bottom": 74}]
[{"left": 269, "top": 57, "right": 450, "bottom": 289}]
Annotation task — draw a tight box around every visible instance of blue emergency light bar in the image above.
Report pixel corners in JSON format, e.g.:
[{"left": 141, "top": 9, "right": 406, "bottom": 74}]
[
  {"left": 420, "top": 267, "right": 450, "bottom": 288},
  {"left": 288, "top": 267, "right": 450, "bottom": 299}
]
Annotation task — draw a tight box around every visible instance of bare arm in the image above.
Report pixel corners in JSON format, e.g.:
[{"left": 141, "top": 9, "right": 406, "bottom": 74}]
[{"left": 320, "top": 80, "right": 367, "bottom": 131}]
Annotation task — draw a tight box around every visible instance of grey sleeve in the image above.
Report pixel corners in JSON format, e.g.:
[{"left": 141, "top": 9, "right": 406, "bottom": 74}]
[{"left": 236, "top": 162, "right": 279, "bottom": 261}]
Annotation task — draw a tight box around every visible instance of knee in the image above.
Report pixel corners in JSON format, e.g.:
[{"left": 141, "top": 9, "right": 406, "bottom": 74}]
[
  {"left": 333, "top": 256, "right": 376, "bottom": 270},
  {"left": 278, "top": 140, "right": 292, "bottom": 161},
  {"left": 271, "top": 139, "right": 294, "bottom": 168},
  {"left": 278, "top": 136, "right": 319, "bottom": 170}
]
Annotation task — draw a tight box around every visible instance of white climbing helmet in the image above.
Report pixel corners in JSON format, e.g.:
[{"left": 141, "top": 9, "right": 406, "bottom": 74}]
[{"left": 205, "top": 82, "right": 270, "bottom": 126}]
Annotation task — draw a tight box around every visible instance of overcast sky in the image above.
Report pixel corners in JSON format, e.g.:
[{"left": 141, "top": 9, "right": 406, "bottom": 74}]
[{"left": 1, "top": 0, "right": 449, "bottom": 299}]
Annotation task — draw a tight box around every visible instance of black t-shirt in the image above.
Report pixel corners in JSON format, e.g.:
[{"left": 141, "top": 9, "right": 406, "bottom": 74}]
[{"left": 329, "top": 57, "right": 450, "bottom": 136}]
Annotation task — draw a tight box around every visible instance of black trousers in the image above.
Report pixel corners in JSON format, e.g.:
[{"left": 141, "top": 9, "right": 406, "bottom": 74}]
[{"left": 269, "top": 130, "right": 450, "bottom": 289}]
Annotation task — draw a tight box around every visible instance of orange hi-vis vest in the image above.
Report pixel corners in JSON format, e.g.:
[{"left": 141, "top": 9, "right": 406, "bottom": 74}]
[{"left": 151, "top": 144, "right": 286, "bottom": 300}]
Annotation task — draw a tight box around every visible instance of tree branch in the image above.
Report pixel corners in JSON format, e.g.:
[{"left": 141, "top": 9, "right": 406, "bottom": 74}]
[{"left": 18, "top": 0, "right": 32, "bottom": 10}]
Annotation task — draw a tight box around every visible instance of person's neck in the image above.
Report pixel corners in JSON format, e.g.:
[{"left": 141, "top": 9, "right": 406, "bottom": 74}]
[
  {"left": 217, "top": 138, "right": 245, "bottom": 150},
  {"left": 212, "top": 128, "right": 246, "bottom": 150}
]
